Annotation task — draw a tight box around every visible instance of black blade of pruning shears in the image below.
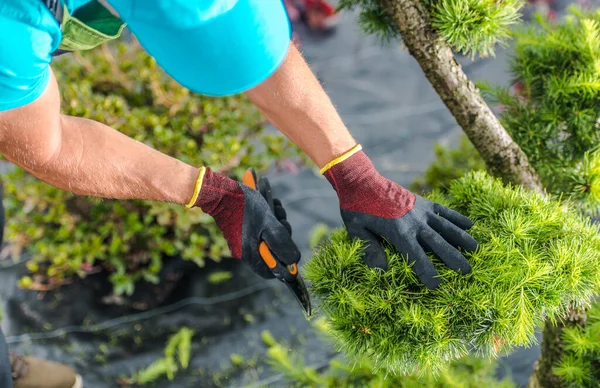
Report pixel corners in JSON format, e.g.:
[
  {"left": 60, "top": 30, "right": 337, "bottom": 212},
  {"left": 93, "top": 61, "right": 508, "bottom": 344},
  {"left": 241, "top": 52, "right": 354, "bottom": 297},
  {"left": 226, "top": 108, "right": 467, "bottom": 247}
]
[{"left": 243, "top": 168, "right": 312, "bottom": 317}]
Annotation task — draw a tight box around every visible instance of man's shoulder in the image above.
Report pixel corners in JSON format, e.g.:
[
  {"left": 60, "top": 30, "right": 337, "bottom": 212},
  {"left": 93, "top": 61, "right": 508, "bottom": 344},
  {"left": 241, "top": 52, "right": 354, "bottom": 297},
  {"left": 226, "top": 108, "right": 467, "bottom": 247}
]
[{"left": 0, "top": 1, "right": 59, "bottom": 112}]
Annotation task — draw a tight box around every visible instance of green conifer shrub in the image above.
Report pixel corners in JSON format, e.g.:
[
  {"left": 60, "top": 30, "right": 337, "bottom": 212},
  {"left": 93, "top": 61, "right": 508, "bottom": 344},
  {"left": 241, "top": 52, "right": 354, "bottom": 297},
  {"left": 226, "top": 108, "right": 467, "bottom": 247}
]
[
  {"left": 401, "top": 8, "right": 600, "bottom": 384},
  {"left": 304, "top": 171, "right": 600, "bottom": 375},
  {"left": 551, "top": 298, "right": 600, "bottom": 387},
  {"left": 1, "top": 41, "right": 305, "bottom": 296},
  {"left": 321, "top": 1, "right": 600, "bottom": 385},
  {"left": 480, "top": 7, "right": 600, "bottom": 214}
]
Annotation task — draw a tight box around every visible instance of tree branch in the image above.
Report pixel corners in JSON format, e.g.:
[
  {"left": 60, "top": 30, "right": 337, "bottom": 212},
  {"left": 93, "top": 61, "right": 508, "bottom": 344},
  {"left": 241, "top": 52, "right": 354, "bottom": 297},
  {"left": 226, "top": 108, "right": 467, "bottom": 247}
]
[{"left": 378, "top": 0, "right": 544, "bottom": 193}]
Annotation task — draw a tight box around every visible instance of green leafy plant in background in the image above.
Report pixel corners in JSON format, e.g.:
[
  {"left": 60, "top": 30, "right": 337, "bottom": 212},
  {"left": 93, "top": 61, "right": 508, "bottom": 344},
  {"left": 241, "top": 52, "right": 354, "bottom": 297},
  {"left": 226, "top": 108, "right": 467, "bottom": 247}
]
[
  {"left": 552, "top": 298, "right": 600, "bottom": 388},
  {"left": 410, "top": 135, "right": 485, "bottom": 194},
  {"left": 261, "top": 328, "right": 515, "bottom": 387},
  {"left": 337, "top": 0, "right": 525, "bottom": 57},
  {"left": 480, "top": 6, "right": 600, "bottom": 214},
  {"left": 2, "top": 40, "right": 306, "bottom": 296},
  {"left": 207, "top": 270, "right": 233, "bottom": 285},
  {"left": 305, "top": 171, "right": 600, "bottom": 375},
  {"left": 120, "top": 327, "right": 195, "bottom": 385}
]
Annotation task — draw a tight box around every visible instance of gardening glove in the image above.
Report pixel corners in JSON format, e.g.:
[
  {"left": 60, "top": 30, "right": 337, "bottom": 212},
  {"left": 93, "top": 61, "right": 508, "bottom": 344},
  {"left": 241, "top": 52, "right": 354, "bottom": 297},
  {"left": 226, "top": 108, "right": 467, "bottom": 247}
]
[
  {"left": 322, "top": 145, "right": 479, "bottom": 289},
  {"left": 256, "top": 174, "right": 293, "bottom": 236},
  {"left": 187, "top": 167, "right": 300, "bottom": 279}
]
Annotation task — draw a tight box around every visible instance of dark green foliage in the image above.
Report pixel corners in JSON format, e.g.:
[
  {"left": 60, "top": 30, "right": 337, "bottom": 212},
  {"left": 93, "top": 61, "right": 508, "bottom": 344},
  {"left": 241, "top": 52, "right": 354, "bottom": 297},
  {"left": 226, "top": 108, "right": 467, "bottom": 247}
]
[
  {"left": 552, "top": 299, "right": 600, "bottom": 387},
  {"left": 305, "top": 171, "right": 600, "bottom": 375},
  {"left": 337, "top": 0, "right": 524, "bottom": 57},
  {"left": 2, "top": 41, "right": 305, "bottom": 295},
  {"left": 480, "top": 7, "right": 600, "bottom": 214},
  {"left": 410, "top": 135, "right": 486, "bottom": 194},
  {"left": 263, "top": 326, "right": 515, "bottom": 387}
]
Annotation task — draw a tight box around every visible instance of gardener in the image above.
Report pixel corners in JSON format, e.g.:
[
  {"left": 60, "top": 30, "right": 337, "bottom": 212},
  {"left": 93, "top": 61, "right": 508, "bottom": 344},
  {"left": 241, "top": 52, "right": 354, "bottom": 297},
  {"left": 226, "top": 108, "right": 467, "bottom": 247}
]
[{"left": 0, "top": 0, "right": 480, "bottom": 387}]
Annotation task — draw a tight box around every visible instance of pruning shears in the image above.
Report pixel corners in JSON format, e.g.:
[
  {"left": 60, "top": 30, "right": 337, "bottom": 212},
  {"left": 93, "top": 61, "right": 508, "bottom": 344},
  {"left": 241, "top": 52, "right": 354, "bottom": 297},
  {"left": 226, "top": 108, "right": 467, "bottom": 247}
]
[{"left": 243, "top": 168, "right": 312, "bottom": 317}]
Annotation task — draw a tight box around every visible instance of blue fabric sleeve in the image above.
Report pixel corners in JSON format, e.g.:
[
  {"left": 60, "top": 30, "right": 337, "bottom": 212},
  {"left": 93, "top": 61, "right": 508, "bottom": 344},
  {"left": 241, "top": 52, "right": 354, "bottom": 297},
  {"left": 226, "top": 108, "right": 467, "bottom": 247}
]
[
  {"left": 107, "top": 0, "right": 292, "bottom": 96},
  {"left": 0, "top": 1, "right": 60, "bottom": 112}
]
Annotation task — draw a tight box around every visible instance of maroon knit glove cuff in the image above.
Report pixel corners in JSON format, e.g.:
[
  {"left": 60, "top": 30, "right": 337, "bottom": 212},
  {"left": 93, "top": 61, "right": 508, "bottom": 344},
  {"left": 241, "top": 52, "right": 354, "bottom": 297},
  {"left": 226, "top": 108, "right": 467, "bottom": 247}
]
[
  {"left": 193, "top": 168, "right": 245, "bottom": 259},
  {"left": 323, "top": 149, "right": 415, "bottom": 219}
]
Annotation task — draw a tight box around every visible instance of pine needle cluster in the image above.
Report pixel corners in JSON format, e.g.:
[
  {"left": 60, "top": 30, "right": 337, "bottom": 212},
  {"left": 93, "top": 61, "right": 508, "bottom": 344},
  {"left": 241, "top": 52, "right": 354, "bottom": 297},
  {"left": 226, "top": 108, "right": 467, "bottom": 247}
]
[
  {"left": 305, "top": 171, "right": 600, "bottom": 375},
  {"left": 481, "top": 7, "right": 600, "bottom": 213},
  {"left": 425, "top": 0, "right": 525, "bottom": 58},
  {"left": 337, "top": 0, "right": 524, "bottom": 57},
  {"left": 552, "top": 298, "right": 600, "bottom": 387}
]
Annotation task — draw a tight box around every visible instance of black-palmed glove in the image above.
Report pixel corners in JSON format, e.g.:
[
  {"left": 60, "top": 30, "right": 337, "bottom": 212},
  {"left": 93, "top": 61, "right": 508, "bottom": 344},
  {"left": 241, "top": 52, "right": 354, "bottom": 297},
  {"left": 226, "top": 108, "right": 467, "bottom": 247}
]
[
  {"left": 187, "top": 167, "right": 300, "bottom": 279},
  {"left": 321, "top": 145, "right": 479, "bottom": 289},
  {"left": 255, "top": 175, "right": 293, "bottom": 236}
]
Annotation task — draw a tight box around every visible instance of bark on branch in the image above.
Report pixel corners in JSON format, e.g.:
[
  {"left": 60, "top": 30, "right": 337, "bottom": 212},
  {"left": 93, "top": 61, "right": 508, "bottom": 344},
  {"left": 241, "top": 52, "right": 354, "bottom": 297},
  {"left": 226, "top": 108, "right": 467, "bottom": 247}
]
[{"left": 378, "top": 0, "right": 544, "bottom": 193}]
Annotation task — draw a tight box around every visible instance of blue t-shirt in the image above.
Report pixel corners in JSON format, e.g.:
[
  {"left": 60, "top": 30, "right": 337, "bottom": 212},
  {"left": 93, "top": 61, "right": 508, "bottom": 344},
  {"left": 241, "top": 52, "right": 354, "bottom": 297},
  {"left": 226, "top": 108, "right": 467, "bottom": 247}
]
[{"left": 0, "top": 0, "right": 291, "bottom": 112}]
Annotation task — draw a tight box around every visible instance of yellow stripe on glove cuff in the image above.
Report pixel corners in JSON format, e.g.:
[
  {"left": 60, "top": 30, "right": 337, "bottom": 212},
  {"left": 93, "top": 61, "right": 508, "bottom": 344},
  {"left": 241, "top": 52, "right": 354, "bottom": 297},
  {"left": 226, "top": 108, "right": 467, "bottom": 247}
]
[
  {"left": 185, "top": 166, "right": 207, "bottom": 208},
  {"left": 319, "top": 144, "right": 363, "bottom": 175}
]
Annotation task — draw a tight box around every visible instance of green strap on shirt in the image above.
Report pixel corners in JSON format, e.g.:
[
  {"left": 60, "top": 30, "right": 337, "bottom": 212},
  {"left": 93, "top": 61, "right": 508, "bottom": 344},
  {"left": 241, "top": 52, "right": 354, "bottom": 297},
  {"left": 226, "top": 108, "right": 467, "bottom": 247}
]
[{"left": 53, "top": 0, "right": 126, "bottom": 55}]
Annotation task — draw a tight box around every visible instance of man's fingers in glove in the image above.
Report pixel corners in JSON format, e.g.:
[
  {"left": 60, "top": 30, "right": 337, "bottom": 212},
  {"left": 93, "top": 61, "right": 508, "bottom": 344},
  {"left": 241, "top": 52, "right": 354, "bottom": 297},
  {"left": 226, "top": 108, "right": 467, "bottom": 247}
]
[
  {"left": 347, "top": 227, "right": 388, "bottom": 270},
  {"left": 251, "top": 263, "right": 277, "bottom": 279},
  {"left": 279, "top": 220, "right": 292, "bottom": 237},
  {"left": 256, "top": 178, "right": 293, "bottom": 236},
  {"left": 258, "top": 176, "right": 275, "bottom": 210},
  {"left": 428, "top": 215, "right": 479, "bottom": 252},
  {"left": 383, "top": 230, "right": 440, "bottom": 289},
  {"left": 278, "top": 218, "right": 292, "bottom": 236},
  {"left": 273, "top": 198, "right": 287, "bottom": 220},
  {"left": 433, "top": 203, "right": 474, "bottom": 230},
  {"left": 261, "top": 225, "right": 301, "bottom": 265},
  {"left": 272, "top": 198, "right": 292, "bottom": 235},
  {"left": 418, "top": 228, "right": 471, "bottom": 275},
  {"left": 244, "top": 249, "right": 276, "bottom": 279}
]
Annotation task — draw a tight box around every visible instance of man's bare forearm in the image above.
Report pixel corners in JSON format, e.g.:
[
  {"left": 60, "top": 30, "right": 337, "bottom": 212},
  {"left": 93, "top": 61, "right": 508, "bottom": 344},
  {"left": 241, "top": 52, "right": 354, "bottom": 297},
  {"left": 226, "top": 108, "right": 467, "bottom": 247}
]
[
  {"left": 0, "top": 69, "right": 198, "bottom": 205},
  {"left": 246, "top": 44, "right": 357, "bottom": 168},
  {"left": 34, "top": 115, "right": 199, "bottom": 204}
]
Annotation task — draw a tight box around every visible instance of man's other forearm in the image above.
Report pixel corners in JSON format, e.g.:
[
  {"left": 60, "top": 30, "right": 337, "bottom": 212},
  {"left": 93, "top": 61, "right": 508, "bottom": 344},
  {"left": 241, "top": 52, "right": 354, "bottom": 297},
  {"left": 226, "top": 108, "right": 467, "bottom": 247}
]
[
  {"left": 0, "top": 69, "right": 198, "bottom": 205},
  {"left": 27, "top": 115, "right": 199, "bottom": 204},
  {"left": 246, "top": 44, "right": 357, "bottom": 168}
]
